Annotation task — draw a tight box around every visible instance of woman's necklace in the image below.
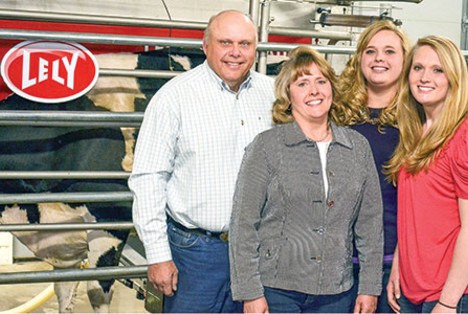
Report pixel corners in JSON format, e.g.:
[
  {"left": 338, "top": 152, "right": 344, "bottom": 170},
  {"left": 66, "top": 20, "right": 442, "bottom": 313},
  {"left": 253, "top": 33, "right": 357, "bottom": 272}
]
[
  {"left": 306, "top": 126, "right": 330, "bottom": 142},
  {"left": 367, "top": 107, "right": 383, "bottom": 125}
]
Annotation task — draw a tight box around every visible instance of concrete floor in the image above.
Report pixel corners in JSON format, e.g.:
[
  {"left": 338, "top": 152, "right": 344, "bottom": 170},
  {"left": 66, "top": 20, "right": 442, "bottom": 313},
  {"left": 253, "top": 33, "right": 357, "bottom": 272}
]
[{"left": 0, "top": 260, "right": 149, "bottom": 313}]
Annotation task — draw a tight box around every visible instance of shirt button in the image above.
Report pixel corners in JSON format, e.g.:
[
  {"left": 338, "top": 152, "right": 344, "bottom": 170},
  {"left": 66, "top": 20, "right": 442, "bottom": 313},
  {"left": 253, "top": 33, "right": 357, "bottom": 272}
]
[
  {"left": 310, "top": 256, "right": 322, "bottom": 263},
  {"left": 313, "top": 227, "right": 324, "bottom": 235},
  {"left": 327, "top": 201, "right": 335, "bottom": 208}
]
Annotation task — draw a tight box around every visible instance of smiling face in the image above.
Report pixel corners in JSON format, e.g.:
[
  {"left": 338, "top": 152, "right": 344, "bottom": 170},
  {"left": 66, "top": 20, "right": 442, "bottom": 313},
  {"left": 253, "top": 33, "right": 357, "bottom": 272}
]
[
  {"left": 290, "top": 63, "right": 333, "bottom": 126},
  {"left": 202, "top": 11, "right": 257, "bottom": 92},
  {"left": 360, "top": 30, "right": 404, "bottom": 91},
  {"left": 409, "top": 45, "right": 449, "bottom": 115}
]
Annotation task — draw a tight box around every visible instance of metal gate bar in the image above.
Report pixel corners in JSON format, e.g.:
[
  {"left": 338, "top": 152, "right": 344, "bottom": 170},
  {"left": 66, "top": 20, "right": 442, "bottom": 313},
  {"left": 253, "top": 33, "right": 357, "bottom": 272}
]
[
  {"left": 0, "top": 191, "right": 132, "bottom": 204},
  {"left": 0, "top": 265, "right": 148, "bottom": 284},
  {"left": 0, "top": 111, "right": 143, "bottom": 127},
  {"left": 0, "top": 171, "right": 129, "bottom": 179},
  {"left": 0, "top": 29, "right": 355, "bottom": 54},
  {"left": 0, "top": 222, "right": 133, "bottom": 232}
]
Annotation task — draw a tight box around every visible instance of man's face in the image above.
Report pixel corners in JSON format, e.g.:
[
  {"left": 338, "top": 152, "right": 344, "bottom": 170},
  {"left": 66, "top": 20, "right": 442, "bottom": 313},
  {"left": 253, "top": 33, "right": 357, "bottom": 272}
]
[{"left": 203, "top": 12, "right": 257, "bottom": 92}]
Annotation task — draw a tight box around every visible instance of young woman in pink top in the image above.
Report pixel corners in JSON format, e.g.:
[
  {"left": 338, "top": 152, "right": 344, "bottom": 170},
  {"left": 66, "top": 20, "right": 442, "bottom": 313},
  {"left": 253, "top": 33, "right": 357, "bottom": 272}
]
[{"left": 386, "top": 35, "right": 468, "bottom": 313}]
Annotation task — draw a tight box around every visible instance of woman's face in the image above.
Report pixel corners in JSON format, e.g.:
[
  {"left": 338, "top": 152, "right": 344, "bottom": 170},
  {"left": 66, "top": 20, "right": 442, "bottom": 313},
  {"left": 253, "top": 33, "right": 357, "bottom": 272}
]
[
  {"left": 360, "top": 30, "right": 404, "bottom": 90},
  {"left": 409, "top": 45, "right": 449, "bottom": 113},
  {"left": 290, "top": 62, "right": 332, "bottom": 125}
]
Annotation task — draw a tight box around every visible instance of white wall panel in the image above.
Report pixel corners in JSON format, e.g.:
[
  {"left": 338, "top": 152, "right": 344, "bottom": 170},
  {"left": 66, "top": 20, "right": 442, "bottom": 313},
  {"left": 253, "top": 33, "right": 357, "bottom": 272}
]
[{"left": 388, "top": 0, "right": 462, "bottom": 44}]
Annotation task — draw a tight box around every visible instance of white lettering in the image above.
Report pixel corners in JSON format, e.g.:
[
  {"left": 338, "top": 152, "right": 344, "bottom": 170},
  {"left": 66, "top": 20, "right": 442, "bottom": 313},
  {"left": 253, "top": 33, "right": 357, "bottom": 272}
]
[
  {"left": 52, "top": 59, "right": 64, "bottom": 85},
  {"left": 38, "top": 58, "right": 48, "bottom": 83},
  {"left": 21, "top": 50, "right": 36, "bottom": 89},
  {"left": 21, "top": 51, "right": 80, "bottom": 89},
  {"left": 61, "top": 52, "right": 79, "bottom": 89}
]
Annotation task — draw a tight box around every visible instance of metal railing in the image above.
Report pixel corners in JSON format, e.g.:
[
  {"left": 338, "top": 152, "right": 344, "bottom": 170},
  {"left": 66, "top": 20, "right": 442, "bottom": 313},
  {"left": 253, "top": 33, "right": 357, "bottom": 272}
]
[
  {"left": 0, "top": 191, "right": 132, "bottom": 204},
  {"left": 0, "top": 29, "right": 356, "bottom": 55},
  {"left": 0, "top": 222, "right": 134, "bottom": 232},
  {"left": 0, "top": 110, "right": 143, "bottom": 127},
  {"left": 0, "top": 171, "right": 129, "bottom": 180},
  {"left": 0, "top": 265, "right": 147, "bottom": 284}
]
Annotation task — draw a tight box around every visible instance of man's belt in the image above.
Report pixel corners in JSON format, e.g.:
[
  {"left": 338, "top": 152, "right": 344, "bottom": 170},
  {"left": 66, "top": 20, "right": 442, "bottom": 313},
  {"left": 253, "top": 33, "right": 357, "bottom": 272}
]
[{"left": 167, "top": 215, "right": 229, "bottom": 242}]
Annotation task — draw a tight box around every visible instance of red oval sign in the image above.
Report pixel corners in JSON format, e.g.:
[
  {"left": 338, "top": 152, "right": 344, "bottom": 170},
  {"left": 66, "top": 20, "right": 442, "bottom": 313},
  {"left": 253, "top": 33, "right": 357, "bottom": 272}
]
[{"left": 1, "top": 40, "right": 99, "bottom": 103}]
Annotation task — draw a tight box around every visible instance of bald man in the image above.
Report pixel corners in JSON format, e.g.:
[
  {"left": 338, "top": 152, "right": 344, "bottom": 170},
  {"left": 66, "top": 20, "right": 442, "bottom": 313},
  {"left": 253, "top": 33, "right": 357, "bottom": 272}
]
[{"left": 129, "top": 10, "right": 275, "bottom": 313}]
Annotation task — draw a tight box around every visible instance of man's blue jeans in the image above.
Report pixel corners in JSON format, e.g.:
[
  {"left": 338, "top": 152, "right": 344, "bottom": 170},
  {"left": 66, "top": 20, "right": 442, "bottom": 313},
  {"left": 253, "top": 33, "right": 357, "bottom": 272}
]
[
  {"left": 162, "top": 220, "right": 242, "bottom": 313},
  {"left": 398, "top": 292, "right": 468, "bottom": 313},
  {"left": 263, "top": 286, "right": 354, "bottom": 313}
]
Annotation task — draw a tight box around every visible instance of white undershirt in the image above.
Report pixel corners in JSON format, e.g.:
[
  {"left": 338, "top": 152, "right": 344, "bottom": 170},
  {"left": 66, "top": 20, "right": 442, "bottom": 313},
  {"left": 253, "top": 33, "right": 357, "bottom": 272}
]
[{"left": 316, "top": 141, "right": 331, "bottom": 196}]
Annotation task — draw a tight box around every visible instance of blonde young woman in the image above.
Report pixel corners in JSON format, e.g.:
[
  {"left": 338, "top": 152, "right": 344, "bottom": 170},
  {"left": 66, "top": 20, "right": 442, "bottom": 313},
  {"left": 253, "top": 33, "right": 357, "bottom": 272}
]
[
  {"left": 335, "top": 20, "right": 411, "bottom": 313},
  {"left": 229, "top": 46, "right": 383, "bottom": 314},
  {"left": 386, "top": 35, "right": 468, "bottom": 313}
]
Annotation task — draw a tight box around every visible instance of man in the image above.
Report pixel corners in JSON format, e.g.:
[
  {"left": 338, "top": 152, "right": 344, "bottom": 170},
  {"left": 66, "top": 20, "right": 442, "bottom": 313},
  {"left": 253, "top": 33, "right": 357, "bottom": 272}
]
[{"left": 129, "top": 9, "right": 275, "bottom": 313}]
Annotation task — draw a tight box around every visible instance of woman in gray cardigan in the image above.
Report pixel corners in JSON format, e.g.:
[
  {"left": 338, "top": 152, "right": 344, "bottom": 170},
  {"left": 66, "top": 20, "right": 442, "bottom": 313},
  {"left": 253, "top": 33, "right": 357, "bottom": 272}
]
[{"left": 229, "top": 46, "right": 384, "bottom": 313}]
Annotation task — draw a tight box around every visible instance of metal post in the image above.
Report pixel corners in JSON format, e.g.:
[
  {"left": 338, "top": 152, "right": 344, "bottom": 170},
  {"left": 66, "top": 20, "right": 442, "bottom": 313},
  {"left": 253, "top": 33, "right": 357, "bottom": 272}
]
[
  {"left": 462, "top": 0, "right": 468, "bottom": 50},
  {"left": 257, "top": 0, "right": 271, "bottom": 74},
  {"left": 249, "top": 0, "right": 261, "bottom": 27}
]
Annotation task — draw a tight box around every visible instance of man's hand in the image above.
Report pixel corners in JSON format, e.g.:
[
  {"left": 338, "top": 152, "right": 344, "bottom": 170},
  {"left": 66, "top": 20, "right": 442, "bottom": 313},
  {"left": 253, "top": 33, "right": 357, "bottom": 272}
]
[
  {"left": 354, "top": 294, "right": 377, "bottom": 313},
  {"left": 244, "top": 297, "right": 269, "bottom": 314},
  {"left": 147, "top": 260, "right": 178, "bottom": 296}
]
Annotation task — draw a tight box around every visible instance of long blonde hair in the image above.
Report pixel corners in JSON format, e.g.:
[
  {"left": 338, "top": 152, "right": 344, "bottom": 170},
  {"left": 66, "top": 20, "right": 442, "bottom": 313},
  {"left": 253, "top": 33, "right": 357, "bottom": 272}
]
[
  {"left": 386, "top": 35, "right": 468, "bottom": 183},
  {"left": 335, "top": 20, "right": 411, "bottom": 127},
  {"left": 272, "top": 45, "right": 343, "bottom": 124}
]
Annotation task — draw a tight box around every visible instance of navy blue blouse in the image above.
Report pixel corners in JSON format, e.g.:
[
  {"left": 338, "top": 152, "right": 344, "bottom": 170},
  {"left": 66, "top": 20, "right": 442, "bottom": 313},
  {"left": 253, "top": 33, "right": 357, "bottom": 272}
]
[{"left": 351, "top": 108, "right": 399, "bottom": 261}]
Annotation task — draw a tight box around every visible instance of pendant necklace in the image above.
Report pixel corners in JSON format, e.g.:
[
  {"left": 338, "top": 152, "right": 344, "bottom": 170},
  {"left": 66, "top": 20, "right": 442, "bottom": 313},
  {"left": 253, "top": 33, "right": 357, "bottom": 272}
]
[{"left": 306, "top": 126, "right": 330, "bottom": 142}]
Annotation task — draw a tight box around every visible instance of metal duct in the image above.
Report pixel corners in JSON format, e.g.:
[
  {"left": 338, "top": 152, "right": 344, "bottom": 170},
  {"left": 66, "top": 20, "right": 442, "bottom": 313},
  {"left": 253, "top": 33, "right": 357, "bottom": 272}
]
[
  {"left": 359, "top": 0, "right": 422, "bottom": 2},
  {"left": 336, "top": 0, "right": 423, "bottom": 4},
  {"left": 319, "top": 13, "right": 402, "bottom": 28}
]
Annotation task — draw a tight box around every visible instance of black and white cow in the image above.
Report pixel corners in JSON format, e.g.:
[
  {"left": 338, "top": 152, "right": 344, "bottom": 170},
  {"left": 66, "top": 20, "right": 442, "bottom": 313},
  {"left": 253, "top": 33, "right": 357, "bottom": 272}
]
[{"left": 0, "top": 46, "right": 206, "bottom": 313}]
